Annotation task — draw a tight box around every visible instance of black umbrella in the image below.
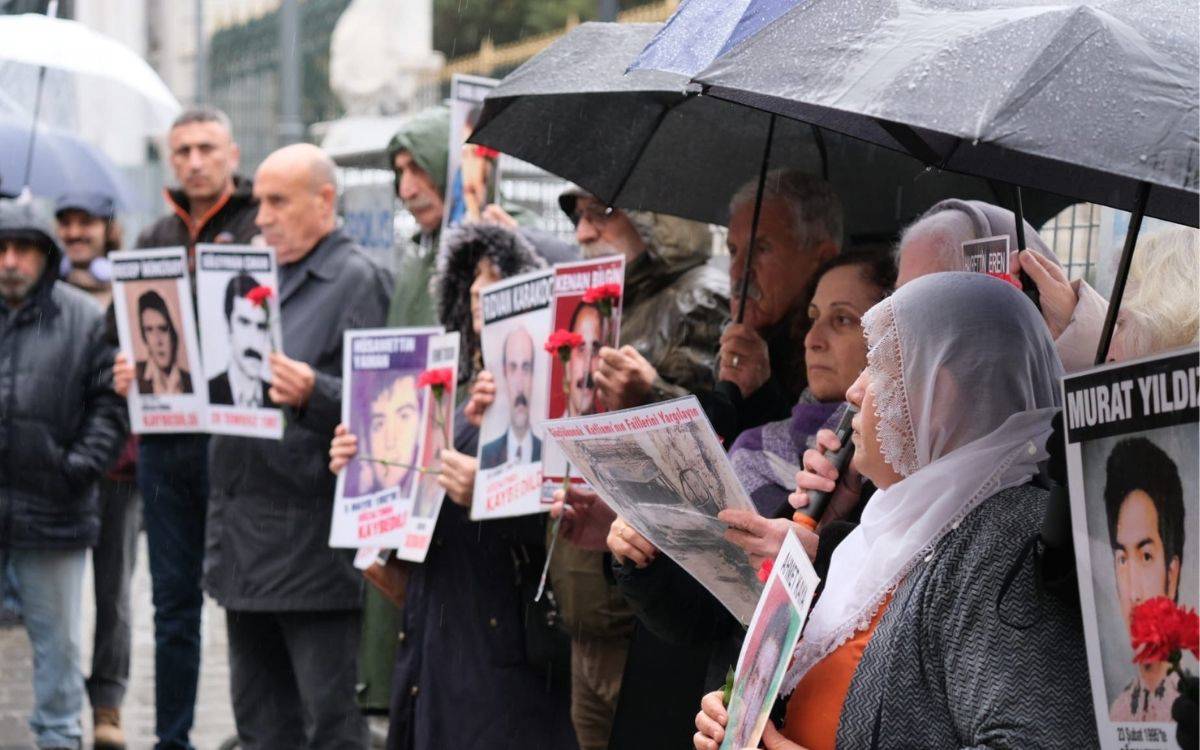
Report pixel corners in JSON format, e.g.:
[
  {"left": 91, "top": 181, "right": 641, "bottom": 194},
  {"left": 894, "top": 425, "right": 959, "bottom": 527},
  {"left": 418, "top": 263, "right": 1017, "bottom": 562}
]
[
  {"left": 471, "top": 22, "right": 1073, "bottom": 322},
  {"left": 693, "top": 0, "right": 1199, "bottom": 360}
]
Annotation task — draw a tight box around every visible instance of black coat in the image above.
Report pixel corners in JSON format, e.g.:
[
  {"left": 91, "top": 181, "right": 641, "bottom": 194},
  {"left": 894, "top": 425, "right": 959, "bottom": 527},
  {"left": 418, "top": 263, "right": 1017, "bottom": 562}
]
[
  {"left": 388, "top": 409, "right": 576, "bottom": 750},
  {"left": 136, "top": 175, "right": 259, "bottom": 255},
  {"left": 0, "top": 204, "right": 127, "bottom": 550},
  {"left": 203, "top": 228, "right": 391, "bottom": 611}
]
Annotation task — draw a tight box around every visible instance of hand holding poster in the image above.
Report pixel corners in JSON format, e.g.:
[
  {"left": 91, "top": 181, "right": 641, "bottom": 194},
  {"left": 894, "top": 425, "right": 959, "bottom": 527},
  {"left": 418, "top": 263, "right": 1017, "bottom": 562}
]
[
  {"left": 544, "top": 396, "right": 764, "bottom": 623},
  {"left": 110, "top": 247, "right": 206, "bottom": 433},
  {"left": 472, "top": 268, "right": 554, "bottom": 520},
  {"left": 328, "top": 327, "right": 449, "bottom": 553},
  {"left": 195, "top": 244, "right": 284, "bottom": 439},
  {"left": 1063, "top": 348, "right": 1199, "bottom": 749},
  {"left": 721, "top": 530, "right": 818, "bottom": 750},
  {"left": 543, "top": 257, "right": 625, "bottom": 495}
]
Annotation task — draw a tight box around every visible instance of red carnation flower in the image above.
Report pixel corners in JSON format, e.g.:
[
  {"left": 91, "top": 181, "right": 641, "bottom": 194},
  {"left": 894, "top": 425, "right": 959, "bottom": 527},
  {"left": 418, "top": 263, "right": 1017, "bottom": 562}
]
[
  {"left": 545, "top": 330, "right": 584, "bottom": 361},
  {"left": 756, "top": 557, "right": 774, "bottom": 583},
  {"left": 1130, "top": 597, "right": 1200, "bottom": 664},
  {"left": 417, "top": 368, "right": 455, "bottom": 390},
  {"left": 245, "top": 285, "right": 274, "bottom": 308},
  {"left": 582, "top": 283, "right": 622, "bottom": 306}
]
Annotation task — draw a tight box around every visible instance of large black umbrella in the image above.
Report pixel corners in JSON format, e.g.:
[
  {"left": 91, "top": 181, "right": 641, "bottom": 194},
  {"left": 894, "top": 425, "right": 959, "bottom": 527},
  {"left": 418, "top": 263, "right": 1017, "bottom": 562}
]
[
  {"left": 692, "top": 0, "right": 1198, "bottom": 360},
  {"left": 470, "top": 22, "right": 1073, "bottom": 242}
]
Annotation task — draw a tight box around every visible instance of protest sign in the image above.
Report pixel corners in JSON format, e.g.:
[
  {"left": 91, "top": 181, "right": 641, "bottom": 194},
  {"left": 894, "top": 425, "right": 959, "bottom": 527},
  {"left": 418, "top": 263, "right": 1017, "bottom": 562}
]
[
  {"left": 195, "top": 244, "right": 284, "bottom": 439},
  {"left": 399, "top": 332, "right": 460, "bottom": 562},
  {"left": 722, "top": 530, "right": 818, "bottom": 750},
  {"left": 329, "top": 327, "right": 444, "bottom": 550},
  {"left": 1063, "top": 348, "right": 1199, "bottom": 749},
  {"left": 472, "top": 268, "right": 554, "bottom": 520},
  {"left": 962, "top": 234, "right": 1010, "bottom": 276},
  {"left": 542, "top": 256, "right": 625, "bottom": 496},
  {"left": 444, "top": 74, "right": 500, "bottom": 231},
  {"left": 544, "top": 396, "right": 764, "bottom": 623},
  {"left": 110, "top": 247, "right": 206, "bottom": 433}
]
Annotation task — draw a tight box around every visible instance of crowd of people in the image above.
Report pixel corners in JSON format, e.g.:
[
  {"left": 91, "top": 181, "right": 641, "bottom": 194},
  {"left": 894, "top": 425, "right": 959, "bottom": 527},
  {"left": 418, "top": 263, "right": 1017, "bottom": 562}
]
[{"left": 0, "top": 95, "right": 1196, "bottom": 750}]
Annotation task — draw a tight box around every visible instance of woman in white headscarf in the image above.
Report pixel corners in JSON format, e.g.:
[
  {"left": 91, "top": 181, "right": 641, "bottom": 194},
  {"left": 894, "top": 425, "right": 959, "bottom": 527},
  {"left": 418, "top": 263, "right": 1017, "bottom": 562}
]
[{"left": 694, "top": 273, "right": 1096, "bottom": 750}]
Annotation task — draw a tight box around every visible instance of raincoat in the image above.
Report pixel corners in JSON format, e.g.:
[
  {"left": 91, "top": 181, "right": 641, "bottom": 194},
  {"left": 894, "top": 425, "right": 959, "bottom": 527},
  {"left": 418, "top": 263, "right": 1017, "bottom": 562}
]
[{"left": 0, "top": 201, "right": 127, "bottom": 550}]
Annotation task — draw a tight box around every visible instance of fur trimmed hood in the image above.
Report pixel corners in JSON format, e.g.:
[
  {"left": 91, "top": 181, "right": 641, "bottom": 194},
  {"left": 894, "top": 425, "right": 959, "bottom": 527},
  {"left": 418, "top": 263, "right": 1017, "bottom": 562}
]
[{"left": 436, "top": 223, "right": 545, "bottom": 380}]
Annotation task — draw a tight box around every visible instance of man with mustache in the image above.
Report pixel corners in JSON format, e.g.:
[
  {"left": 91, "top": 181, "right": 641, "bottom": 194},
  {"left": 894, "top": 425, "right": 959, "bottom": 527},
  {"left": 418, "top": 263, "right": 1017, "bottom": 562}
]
[
  {"left": 54, "top": 192, "right": 121, "bottom": 310},
  {"left": 207, "top": 272, "right": 274, "bottom": 408},
  {"left": 566, "top": 301, "right": 603, "bottom": 417},
  {"left": 479, "top": 326, "right": 541, "bottom": 470}
]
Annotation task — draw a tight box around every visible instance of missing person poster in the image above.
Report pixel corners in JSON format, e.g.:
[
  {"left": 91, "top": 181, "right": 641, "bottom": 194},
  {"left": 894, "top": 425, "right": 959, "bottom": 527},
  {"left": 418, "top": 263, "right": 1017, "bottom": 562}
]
[
  {"left": 195, "top": 244, "right": 284, "bottom": 439},
  {"left": 400, "top": 332, "right": 460, "bottom": 562},
  {"left": 1063, "top": 348, "right": 1199, "bottom": 749},
  {"left": 110, "top": 247, "right": 206, "bottom": 433},
  {"left": 722, "top": 530, "right": 818, "bottom": 750},
  {"left": 544, "top": 396, "right": 764, "bottom": 624},
  {"left": 542, "top": 257, "right": 625, "bottom": 497},
  {"left": 329, "top": 327, "right": 444, "bottom": 549},
  {"left": 444, "top": 74, "right": 500, "bottom": 231},
  {"left": 472, "top": 268, "right": 554, "bottom": 521}
]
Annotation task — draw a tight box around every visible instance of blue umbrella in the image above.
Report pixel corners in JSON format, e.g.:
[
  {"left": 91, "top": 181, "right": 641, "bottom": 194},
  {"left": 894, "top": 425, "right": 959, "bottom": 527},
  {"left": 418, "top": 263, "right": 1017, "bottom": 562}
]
[
  {"left": 628, "top": 0, "right": 801, "bottom": 77},
  {"left": 0, "top": 117, "right": 134, "bottom": 209}
]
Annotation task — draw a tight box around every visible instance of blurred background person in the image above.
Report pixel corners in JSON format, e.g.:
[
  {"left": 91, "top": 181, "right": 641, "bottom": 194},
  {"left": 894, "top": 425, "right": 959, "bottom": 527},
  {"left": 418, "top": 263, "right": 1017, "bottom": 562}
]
[
  {"left": 1106, "top": 226, "right": 1199, "bottom": 361},
  {"left": 54, "top": 192, "right": 121, "bottom": 310},
  {"left": 0, "top": 199, "right": 127, "bottom": 750}
]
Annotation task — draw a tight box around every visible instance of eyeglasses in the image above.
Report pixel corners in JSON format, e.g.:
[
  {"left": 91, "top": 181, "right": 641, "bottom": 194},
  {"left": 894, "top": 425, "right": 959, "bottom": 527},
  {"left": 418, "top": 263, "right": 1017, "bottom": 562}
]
[{"left": 570, "top": 203, "right": 616, "bottom": 228}]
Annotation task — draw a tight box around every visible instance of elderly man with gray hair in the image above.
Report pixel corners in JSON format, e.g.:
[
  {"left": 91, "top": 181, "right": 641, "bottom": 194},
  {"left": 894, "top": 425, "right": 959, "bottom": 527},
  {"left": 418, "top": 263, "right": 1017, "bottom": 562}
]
[
  {"left": 596, "top": 169, "right": 843, "bottom": 442},
  {"left": 203, "top": 143, "right": 391, "bottom": 749},
  {"left": 895, "top": 198, "right": 1108, "bottom": 372}
]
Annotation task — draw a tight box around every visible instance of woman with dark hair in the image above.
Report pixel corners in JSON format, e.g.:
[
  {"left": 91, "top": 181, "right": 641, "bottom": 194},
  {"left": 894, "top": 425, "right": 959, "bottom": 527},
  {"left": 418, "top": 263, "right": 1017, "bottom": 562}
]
[{"left": 329, "top": 224, "right": 577, "bottom": 750}]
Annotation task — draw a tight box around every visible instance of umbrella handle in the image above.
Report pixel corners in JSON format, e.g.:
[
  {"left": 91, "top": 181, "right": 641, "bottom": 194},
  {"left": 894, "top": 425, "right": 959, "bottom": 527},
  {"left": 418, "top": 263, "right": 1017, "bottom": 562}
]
[
  {"left": 735, "top": 113, "right": 777, "bottom": 324},
  {"left": 1094, "top": 182, "right": 1150, "bottom": 365}
]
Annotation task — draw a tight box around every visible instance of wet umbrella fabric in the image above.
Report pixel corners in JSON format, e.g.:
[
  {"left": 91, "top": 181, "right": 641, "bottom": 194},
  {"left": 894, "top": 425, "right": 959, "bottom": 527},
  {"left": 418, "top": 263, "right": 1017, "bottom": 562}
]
[
  {"left": 0, "top": 118, "right": 134, "bottom": 209},
  {"left": 470, "top": 22, "right": 1072, "bottom": 238},
  {"left": 695, "top": 0, "right": 1199, "bottom": 227},
  {"left": 628, "top": 0, "right": 801, "bottom": 77}
]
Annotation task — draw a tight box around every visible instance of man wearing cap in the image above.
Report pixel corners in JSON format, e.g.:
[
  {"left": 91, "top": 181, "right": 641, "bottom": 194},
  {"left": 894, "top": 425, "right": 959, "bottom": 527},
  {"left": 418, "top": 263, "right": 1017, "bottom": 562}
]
[
  {"left": 54, "top": 192, "right": 121, "bottom": 310},
  {"left": 0, "top": 198, "right": 127, "bottom": 749},
  {"left": 549, "top": 186, "right": 729, "bottom": 750},
  {"left": 114, "top": 105, "right": 259, "bottom": 750},
  {"left": 55, "top": 191, "right": 140, "bottom": 749}
]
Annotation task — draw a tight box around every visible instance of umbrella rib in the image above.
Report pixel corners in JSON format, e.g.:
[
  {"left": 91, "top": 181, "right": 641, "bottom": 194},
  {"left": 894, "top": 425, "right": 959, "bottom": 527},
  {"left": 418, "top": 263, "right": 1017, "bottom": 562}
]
[{"left": 606, "top": 99, "right": 679, "bottom": 208}]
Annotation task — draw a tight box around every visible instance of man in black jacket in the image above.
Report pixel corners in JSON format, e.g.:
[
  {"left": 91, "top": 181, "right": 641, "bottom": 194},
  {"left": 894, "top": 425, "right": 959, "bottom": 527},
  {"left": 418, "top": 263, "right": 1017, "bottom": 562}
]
[
  {"left": 0, "top": 199, "right": 127, "bottom": 750},
  {"left": 121, "top": 105, "right": 259, "bottom": 750},
  {"left": 203, "top": 143, "right": 391, "bottom": 750}
]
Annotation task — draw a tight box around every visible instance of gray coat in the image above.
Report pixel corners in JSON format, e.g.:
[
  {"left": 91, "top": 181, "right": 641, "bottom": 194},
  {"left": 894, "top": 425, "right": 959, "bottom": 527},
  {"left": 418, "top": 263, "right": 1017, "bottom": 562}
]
[
  {"left": 203, "top": 228, "right": 391, "bottom": 611},
  {"left": 0, "top": 201, "right": 127, "bottom": 550},
  {"left": 836, "top": 484, "right": 1099, "bottom": 749}
]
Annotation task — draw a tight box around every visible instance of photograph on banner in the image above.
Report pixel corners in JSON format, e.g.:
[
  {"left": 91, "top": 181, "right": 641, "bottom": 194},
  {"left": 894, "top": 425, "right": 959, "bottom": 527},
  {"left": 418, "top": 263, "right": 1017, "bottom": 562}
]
[
  {"left": 444, "top": 74, "right": 500, "bottom": 231},
  {"left": 472, "top": 268, "right": 554, "bottom": 521},
  {"left": 195, "top": 244, "right": 284, "bottom": 439},
  {"left": 329, "top": 327, "right": 444, "bottom": 549},
  {"left": 544, "top": 396, "right": 763, "bottom": 624},
  {"left": 110, "top": 247, "right": 206, "bottom": 433},
  {"left": 542, "top": 256, "right": 625, "bottom": 496},
  {"left": 399, "top": 331, "right": 461, "bottom": 563},
  {"left": 1063, "top": 348, "right": 1198, "bottom": 749},
  {"left": 722, "top": 530, "right": 818, "bottom": 750}
]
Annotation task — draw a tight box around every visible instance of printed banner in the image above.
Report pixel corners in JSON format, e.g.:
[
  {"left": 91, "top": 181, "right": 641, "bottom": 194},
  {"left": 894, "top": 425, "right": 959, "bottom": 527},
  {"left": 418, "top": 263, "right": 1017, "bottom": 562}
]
[
  {"left": 542, "top": 256, "right": 625, "bottom": 495},
  {"left": 399, "top": 332, "right": 460, "bottom": 562},
  {"left": 544, "top": 396, "right": 763, "bottom": 624},
  {"left": 472, "top": 268, "right": 554, "bottom": 520},
  {"left": 195, "top": 245, "right": 284, "bottom": 439},
  {"left": 962, "top": 234, "right": 1010, "bottom": 276},
  {"left": 329, "top": 327, "right": 445, "bottom": 549},
  {"left": 1063, "top": 348, "right": 1199, "bottom": 749},
  {"left": 444, "top": 74, "right": 500, "bottom": 231},
  {"left": 110, "top": 247, "right": 207, "bottom": 433},
  {"left": 722, "top": 530, "right": 819, "bottom": 750}
]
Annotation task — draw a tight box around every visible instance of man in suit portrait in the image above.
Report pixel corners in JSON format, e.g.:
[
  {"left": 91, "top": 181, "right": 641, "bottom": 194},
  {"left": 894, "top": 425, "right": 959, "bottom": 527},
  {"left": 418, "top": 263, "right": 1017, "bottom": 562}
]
[
  {"left": 135, "top": 289, "right": 194, "bottom": 395},
  {"left": 480, "top": 325, "right": 541, "bottom": 469},
  {"left": 207, "top": 272, "right": 274, "bottom": 407}
]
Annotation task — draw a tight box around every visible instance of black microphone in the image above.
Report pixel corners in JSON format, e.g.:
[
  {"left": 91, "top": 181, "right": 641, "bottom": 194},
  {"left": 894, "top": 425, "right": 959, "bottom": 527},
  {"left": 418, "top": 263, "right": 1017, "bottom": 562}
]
[{"left": 797, "top": 404, "right": 858, "bottom": 530}]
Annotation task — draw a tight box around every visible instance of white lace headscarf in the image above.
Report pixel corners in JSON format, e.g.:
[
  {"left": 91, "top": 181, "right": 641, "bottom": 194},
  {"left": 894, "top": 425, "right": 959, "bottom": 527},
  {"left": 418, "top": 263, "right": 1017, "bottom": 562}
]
[{"left": 782, "top": 272, "right": 1063, "bottom": 692}]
